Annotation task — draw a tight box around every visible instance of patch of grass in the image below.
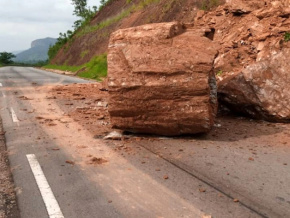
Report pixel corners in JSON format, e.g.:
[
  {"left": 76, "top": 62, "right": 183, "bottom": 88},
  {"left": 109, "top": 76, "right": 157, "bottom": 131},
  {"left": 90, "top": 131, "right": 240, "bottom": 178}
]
[
  {"left": 200, "top": 0, "right": 220, "bottom": 10},
  {"left": 284, "top": 32, "right": 290, "bottom": 42},
  {"left": 80, "top": 50, "right": 89, "bottom": 59},
  {"left": 78, "top": 54, "right": 107, "bottom": 80},
  {"left": 44, "top": 54, "right": 107, "bottom": 81},
  {"left": 77, "top": 6, "right": 133, "bottom": 37},
  {"left": 162, "top": 0, "right": 175, "bottom": 14},
  {"left": 44, "top": 64, "right": 82, "bottom": 72}
]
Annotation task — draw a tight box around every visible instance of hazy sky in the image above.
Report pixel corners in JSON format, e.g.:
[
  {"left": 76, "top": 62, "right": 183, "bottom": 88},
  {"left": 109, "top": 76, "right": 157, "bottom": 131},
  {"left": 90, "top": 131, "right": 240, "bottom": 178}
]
[{"left": 0, "top": 0, "right": 100, "bottom": 52}]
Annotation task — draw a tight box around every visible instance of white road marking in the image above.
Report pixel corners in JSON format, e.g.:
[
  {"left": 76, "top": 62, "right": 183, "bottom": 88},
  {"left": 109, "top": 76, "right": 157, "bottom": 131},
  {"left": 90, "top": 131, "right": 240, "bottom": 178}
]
[
  {"left": 10, "top": 108, "right": 19, "bottom": 123},
  {"left": 0, "top": 83, "right": 5, "bottom": 97},
  {"left": 26, "top": 154, "right": 64, "bottom": 218}
]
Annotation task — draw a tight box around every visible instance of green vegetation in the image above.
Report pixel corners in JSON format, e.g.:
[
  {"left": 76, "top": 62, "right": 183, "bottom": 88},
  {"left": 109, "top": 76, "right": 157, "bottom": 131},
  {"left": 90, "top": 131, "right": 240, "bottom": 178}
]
[
  {"left": 217, "top": 70, "right": 223, "bottom": 76},
  {"left": 80, "top": 50, "right": 89, "bottom": 59},
  {"left": 77, "top": 6, "right": 133, "bottom": 36},
  {"left": 162, "top": 0, "right": 175, "bottom": 14},
  {"left": 200, "top": 0, "right": 220, "bottom": 10},
  {"left": 48, "top": 0, "right": 99, "bottom": 61},
  {"left": 284, "top": 32, "right": 290, "bottom": 42},
  {"left": 44, "top": 54, "right": 107, "bottom": 81},
  {"left": 48, "top": 0, "right": 163, "bottom": 61},
  {"left": 0, "top": 52, "right": 16, "bottom": 65}
]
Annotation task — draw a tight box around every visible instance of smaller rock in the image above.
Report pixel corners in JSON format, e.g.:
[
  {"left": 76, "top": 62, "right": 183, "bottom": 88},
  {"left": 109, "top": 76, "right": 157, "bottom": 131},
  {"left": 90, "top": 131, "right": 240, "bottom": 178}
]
[
  {"left": 199, "top": 188, "right": 206, "bottom": 193},
  {"left": 104, "top": 131, "right": 123, "bottom": 140},
  {"left": 65, "top": 160, "right": 74, "bottom": 165}
]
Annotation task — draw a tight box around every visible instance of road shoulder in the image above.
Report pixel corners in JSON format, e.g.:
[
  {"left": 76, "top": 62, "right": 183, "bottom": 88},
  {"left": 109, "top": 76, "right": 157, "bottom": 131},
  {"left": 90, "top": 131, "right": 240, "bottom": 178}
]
[{"left": 0, "top": 117, "right": 19, "bottom": 218}]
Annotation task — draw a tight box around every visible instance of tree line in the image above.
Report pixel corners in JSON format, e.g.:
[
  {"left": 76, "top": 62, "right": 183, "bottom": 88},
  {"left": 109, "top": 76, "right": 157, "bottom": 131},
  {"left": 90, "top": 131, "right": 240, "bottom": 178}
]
[{"left": 0, "top": 52, "right": 16, "bottom": 65}]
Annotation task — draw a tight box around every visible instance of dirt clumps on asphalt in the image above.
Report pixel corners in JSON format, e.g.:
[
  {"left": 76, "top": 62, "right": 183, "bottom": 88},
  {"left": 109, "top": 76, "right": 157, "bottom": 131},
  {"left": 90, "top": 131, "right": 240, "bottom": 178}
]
[
  {"left": 49, "top": 83, "right": 111, "bottom": 138},
  {"left": 87, "top": 157, "right": 108, "bottom": 165}
]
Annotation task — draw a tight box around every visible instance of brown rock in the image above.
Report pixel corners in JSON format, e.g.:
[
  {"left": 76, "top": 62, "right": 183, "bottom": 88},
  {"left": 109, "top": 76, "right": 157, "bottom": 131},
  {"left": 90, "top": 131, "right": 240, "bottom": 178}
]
[
  {"left": 107, "top": 22, "right": 218, "bottom": 136},
  {"left": 218, "top": 48, "right": 290, "bottom": 122},
  {"left": 225, "top": 0, "right": 265, "bottom": 14}
]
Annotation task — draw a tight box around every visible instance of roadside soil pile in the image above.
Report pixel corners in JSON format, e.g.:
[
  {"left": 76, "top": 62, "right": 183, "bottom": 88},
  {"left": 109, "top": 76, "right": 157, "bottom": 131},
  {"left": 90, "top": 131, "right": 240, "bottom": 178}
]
[
  {"left": 194, "top": 0, "right": 290, "bottom": 121},
  {"left": 0, "top": 119, "right": 19, "bottom": 218}
]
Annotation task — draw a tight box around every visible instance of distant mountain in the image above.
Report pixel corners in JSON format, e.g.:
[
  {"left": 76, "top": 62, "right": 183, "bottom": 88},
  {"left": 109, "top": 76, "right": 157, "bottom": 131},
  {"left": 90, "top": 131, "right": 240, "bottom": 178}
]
[
  {"left": 11, "top": 50, "right": 25, "bottom": 55},
  {"left": 14, "top": 37, "right": 57, "bottom": 63}
]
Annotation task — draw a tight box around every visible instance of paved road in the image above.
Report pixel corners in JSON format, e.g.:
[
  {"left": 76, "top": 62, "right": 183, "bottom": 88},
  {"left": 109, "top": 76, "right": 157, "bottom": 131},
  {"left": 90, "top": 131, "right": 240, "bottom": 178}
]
[{"left": 0, "top": 66, "right": 288, "bottom": 218}]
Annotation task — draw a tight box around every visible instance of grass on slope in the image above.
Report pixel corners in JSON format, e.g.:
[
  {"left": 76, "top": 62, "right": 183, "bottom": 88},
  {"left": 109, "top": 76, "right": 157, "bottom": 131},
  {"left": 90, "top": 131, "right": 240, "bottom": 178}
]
[
  {"left": 77, "top": 0, "right": 161, "bottom": 37},
  {"left": 44, "top": 54, "right": 107, "bottom": 81}
]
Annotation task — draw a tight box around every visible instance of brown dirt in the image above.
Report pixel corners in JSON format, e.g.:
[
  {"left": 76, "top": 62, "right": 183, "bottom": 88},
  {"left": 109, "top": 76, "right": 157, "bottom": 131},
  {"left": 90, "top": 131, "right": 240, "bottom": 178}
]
[
  {"left": 49, "top": 81, "right": 290, "bottom": 144},
  {"left": 52, "top": 0, "right": 224, "bottom": 66},
  {"left": 0, "top": 118, "right": 19, "bottom": 218},
  {"left": 49, "top": 83, "right": 111, "bottom": 138}
]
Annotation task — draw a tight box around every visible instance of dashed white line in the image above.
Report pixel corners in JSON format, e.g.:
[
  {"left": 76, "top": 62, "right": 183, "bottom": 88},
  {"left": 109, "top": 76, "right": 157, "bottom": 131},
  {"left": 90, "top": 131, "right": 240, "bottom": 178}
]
[
  {"left": 0, "top": 83, "right": 5, "bottom": 97},
  {"left": 10, "top": 108, "right": 19, "bottom": 123},
  {"left": 26, "top": 154, "right": 64, "bottom": 218}
]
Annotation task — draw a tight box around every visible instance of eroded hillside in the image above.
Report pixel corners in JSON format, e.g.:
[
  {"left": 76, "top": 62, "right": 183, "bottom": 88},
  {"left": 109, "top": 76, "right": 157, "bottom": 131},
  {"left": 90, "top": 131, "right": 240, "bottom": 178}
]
[{"left": 51, "top": 0, "right": 223, "bottom": 66}]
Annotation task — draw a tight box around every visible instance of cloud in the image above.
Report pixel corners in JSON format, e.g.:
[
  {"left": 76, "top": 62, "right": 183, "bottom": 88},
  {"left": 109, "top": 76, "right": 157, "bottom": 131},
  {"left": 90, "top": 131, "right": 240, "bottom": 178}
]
[{"left": 0, "top": 0, "right": 100, "bottom": 52}]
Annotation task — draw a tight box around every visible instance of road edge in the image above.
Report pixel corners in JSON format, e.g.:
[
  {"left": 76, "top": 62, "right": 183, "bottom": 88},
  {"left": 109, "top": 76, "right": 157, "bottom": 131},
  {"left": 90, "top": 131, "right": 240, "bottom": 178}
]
[{"left": 0, "top": 116, "right": 20, "bottom": 218}]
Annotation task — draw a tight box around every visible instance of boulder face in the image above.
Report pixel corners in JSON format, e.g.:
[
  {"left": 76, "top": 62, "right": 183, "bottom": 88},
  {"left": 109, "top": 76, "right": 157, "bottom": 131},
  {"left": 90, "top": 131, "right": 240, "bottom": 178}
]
[
  {"left": 219, "top": 48, "right": 290, "bottom": 122},
  {"left": 107, "top": 22, "right": 218, "bottom": 136}
]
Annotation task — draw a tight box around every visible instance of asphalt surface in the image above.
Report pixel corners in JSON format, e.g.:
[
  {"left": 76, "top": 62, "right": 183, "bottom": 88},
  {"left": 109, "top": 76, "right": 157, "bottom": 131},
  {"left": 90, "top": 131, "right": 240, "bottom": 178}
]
[{"left": 0, "top": 66, "right": 289, "bottom": 218}]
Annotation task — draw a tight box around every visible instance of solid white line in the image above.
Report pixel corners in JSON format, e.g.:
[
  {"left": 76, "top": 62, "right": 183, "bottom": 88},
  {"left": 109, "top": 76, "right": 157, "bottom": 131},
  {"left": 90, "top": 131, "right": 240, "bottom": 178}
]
[
  {"left": 10, "top": 108, "right": 19, "bottom": 123},
  {"left": 26, "top": 154, "right": 64, "bottom": 218}
]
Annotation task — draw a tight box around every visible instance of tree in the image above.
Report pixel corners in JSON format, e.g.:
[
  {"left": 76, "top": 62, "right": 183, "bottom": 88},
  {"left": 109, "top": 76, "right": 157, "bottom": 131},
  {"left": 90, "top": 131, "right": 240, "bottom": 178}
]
[
  {"left": 71, "top": 0, "right": 89, "bottom": 18},
  {"left": 0, "top": 52, "right": 16, "bottom": 64}
]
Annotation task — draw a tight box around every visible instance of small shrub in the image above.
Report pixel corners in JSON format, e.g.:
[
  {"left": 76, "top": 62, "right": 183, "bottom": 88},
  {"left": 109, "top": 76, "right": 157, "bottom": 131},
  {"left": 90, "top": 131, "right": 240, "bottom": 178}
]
[
  {"left": 216, "top": 70, "right": 223, "bottom": 76},
  {"left": 284, "top": 32, "right": 290, "bottom": 42}
]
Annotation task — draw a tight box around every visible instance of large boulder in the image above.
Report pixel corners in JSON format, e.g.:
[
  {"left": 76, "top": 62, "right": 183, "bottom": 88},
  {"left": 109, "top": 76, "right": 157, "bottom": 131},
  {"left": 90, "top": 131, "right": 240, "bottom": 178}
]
[
  {"left": 218, "top": 48, "right": 290, "bottom": 122},
  {"left": 107, "top": 22, "right": 219, "bottom": 136}
]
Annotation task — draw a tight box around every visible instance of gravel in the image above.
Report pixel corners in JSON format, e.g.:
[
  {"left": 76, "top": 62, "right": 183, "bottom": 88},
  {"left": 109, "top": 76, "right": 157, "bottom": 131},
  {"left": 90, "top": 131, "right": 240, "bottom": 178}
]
[{"left": 0, "top": 118, "right": 19, "bottom": 218}]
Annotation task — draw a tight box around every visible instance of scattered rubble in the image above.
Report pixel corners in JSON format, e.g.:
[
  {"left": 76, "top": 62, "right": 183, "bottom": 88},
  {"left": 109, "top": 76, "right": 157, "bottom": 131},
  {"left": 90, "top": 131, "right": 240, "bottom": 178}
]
[
  {"left": 18, "top": 96, "right": 32, "bottom": 100},
  {"left": 87, "top": 157, "right": 108, "bottom": 165},
  {"left": 194, "top": 0, "right": 290, "bottom": 122},
  {"left": 65, "top": 160, "right": 75, "bottom": 165}
]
